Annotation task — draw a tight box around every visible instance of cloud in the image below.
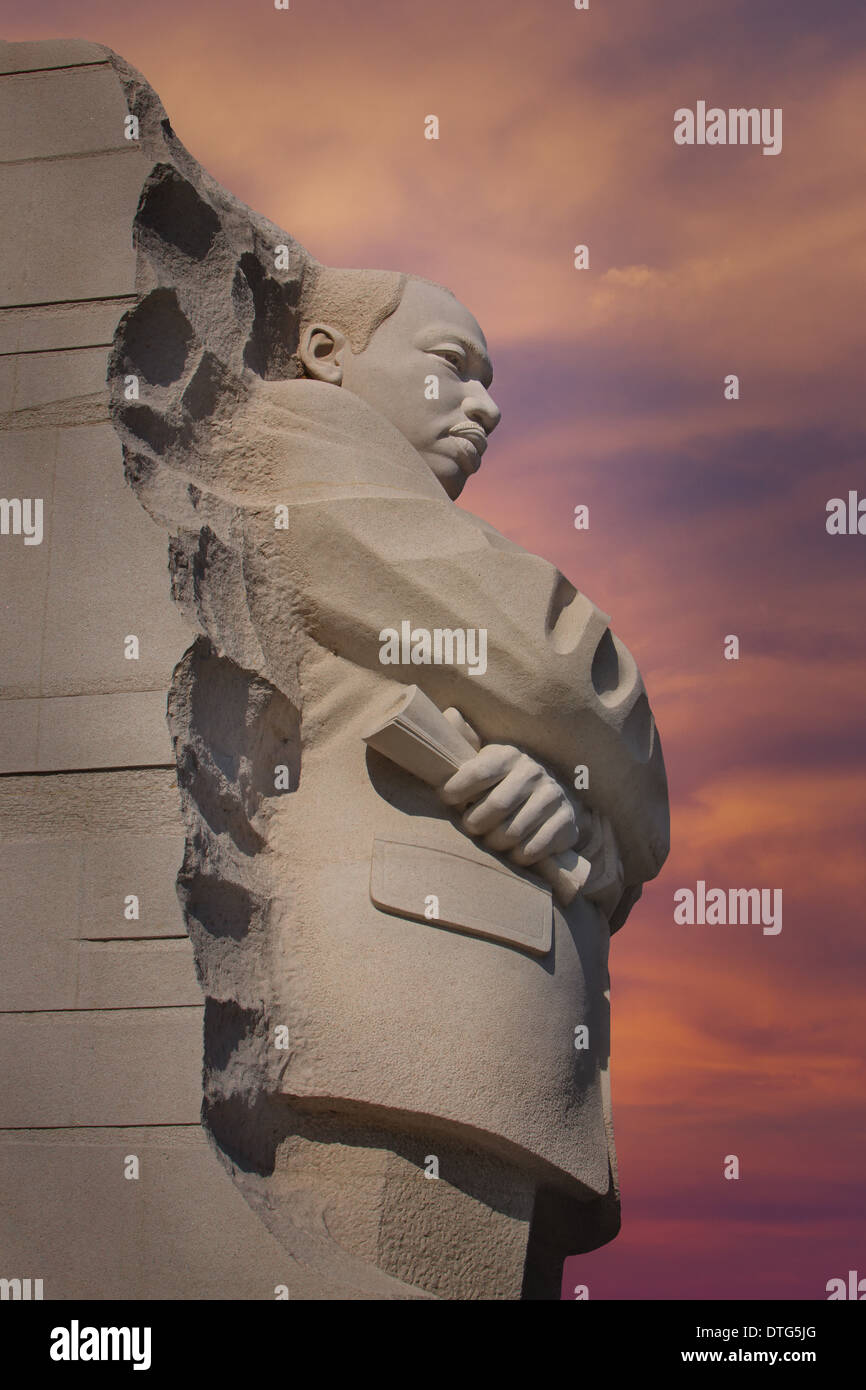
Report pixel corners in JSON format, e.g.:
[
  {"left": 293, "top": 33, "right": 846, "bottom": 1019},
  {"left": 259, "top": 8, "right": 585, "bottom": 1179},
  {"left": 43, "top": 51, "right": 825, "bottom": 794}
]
[{"left": 7, "top": 0, "right": 865, "bottom": 1303}]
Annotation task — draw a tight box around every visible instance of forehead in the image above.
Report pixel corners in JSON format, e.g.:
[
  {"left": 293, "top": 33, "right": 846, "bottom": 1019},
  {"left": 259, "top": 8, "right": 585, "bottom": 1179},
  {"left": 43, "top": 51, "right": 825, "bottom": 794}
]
[
  {"left": 396, "top": 280, "right": 486, "bottom": 341},
  {"left": 394, "top": 279, "right": 492, "bottom": 379}
]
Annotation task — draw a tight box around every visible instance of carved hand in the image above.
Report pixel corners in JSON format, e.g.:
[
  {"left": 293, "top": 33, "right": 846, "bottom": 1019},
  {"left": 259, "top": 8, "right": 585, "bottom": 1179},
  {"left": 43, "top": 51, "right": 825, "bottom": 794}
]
[{"left": 438, "top": 708, "right": 581, "bottom": 866}]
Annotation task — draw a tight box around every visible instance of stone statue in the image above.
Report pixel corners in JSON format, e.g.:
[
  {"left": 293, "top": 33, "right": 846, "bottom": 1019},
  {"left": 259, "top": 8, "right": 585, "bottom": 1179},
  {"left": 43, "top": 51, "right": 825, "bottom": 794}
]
[{"left": 107, "top": 52, "right": 669, "bottom": 1300}]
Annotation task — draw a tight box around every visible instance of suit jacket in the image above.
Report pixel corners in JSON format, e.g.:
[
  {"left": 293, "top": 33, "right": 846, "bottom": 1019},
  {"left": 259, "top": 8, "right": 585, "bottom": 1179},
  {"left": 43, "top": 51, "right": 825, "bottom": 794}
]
[{"left": 151, "top": 377, "right": 669, "bottom": 1195}]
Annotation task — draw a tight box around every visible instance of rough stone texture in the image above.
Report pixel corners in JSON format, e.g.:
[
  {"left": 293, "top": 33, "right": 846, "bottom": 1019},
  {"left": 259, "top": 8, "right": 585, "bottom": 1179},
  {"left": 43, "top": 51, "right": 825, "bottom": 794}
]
[
  {"left": 101, "top": 40, "right": 668, "bottom": 1300},
  {"left": 0, "top": 38, "right": 286, "bottom": 1303},
  {"left": 1, "top": 37, "right": 669, "bottom": 1301}
]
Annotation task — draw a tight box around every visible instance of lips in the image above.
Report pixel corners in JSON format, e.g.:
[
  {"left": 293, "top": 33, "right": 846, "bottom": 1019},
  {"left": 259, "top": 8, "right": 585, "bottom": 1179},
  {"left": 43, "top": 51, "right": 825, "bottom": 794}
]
[{"left": 448, "top": 425, "right": 488, "bottom": 458}]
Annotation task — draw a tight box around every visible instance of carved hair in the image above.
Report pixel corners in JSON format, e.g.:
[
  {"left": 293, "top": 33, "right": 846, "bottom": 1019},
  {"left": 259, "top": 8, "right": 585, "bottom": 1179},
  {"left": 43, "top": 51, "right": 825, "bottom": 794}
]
[
  {"left": 298, "top": 266, "right": 409, "bottom": 355},
  {"left": 298, "top": 266, "right": 457, "bottom": 357}
]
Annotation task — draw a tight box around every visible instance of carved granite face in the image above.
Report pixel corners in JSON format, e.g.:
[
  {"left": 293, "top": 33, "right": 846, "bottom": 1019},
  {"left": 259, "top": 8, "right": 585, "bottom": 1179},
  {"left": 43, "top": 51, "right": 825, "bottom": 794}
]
[{"left": 304, "top": 279, "right": 501, "bottom": 499}]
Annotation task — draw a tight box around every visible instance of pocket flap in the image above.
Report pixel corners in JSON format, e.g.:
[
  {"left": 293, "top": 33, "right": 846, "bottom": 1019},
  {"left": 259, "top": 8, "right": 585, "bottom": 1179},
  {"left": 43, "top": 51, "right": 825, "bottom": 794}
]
[{"left": 370, "top": 836, "right": 553, "bottom": 956}]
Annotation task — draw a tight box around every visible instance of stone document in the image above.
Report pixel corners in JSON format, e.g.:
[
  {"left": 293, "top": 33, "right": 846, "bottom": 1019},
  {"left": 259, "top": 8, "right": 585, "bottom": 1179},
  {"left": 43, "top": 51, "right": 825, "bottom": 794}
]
[{"left": 0, "top": 38, "right": 669, "bottom": 1300}]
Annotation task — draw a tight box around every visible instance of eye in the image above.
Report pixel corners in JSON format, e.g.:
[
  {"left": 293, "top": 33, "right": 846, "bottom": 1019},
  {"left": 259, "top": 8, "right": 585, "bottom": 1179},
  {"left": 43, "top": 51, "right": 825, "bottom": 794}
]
[{"left": 433, "top": 347, "right": 464, "bottom": 371}]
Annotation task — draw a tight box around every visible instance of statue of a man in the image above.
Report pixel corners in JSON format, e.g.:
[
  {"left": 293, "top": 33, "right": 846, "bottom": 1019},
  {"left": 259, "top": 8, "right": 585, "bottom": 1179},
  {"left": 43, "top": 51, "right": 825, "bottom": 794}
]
[
  {"left": 297, "top": 271, "right": 591, "bottom": 878},
  {"left": 111, "top": 129, "right": 668, "bottom": 1299}
]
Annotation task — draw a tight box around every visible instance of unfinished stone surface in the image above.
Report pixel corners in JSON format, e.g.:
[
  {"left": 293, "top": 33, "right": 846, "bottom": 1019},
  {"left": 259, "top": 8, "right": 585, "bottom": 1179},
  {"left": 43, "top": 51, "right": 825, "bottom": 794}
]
[
  {"left": 0, "top": 38, "right": 261, "bottom": 1303},
  {"left": 0, "top": 36, "right": 669, "bottom": 1301},
  {"left": 101, "top": 41, "right": 669, "bottom": 1301}
]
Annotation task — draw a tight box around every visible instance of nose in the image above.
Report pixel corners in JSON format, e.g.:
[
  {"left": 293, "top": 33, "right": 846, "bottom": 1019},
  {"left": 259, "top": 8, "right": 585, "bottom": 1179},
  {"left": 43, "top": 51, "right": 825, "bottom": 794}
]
[{"left": 463, "top": 384, "right": 501, "bottom": 435}]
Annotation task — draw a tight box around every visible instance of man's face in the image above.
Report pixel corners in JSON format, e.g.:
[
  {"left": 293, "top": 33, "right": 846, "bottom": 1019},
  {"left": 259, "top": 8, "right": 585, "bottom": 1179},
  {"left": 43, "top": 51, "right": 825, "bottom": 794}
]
[{"left": 340, "top": 280, "right": 501, "bottom": 499}]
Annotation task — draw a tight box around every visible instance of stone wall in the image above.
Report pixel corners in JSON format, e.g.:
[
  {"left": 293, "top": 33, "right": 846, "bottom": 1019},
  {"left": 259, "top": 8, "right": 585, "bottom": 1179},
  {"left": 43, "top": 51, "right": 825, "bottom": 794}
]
[{"left": 0, "top": 38, "right": 291, "bottom": 1299}]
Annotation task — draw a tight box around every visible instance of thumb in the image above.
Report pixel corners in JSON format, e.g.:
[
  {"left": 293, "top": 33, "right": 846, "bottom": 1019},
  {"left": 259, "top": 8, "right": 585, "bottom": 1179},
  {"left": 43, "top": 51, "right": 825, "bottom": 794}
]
[{"left": 442, "top": 706, "right": 482, "bottom": 752}]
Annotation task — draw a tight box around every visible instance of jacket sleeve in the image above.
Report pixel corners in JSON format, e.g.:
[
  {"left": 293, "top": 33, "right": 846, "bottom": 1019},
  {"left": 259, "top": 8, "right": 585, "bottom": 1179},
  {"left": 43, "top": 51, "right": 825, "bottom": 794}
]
[{"left": 240, "top": 490, "right": 670, "bottom": 898}]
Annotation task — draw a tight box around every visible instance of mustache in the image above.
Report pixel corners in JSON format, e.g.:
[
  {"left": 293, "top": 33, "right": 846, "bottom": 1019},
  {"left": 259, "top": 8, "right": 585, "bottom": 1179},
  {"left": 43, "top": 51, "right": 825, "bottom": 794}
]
[{"left": 448, "top": 422, "right": 489, "bottom": 455}]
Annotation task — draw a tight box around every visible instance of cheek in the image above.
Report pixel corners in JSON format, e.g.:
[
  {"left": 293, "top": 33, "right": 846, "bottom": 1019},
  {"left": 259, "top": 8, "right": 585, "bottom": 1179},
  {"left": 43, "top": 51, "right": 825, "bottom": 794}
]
[
  {"left": 343, "top": 347, "right": 397, "bottom": 400},
  {"left": 402, "top": 362, "right": 451, "bottom": 430},
  {"left": 374, "top": 359, "right": 428, "bottom": 413},
  {"left": 424, "top": 368, "right": 463, "bottom": 410}
]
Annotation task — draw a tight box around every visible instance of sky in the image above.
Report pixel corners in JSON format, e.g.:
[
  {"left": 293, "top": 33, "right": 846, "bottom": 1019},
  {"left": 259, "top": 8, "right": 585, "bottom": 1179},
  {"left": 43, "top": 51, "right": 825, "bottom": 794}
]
[{"left": 4, "top": 0, "right": 865, "bottom": 1299}]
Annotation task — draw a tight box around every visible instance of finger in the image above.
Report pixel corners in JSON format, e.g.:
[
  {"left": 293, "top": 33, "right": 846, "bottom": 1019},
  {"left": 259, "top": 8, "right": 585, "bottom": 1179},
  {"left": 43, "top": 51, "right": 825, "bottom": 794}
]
[
  {"left": 573, "top": 801, "right": 592, "bottom": 844},
  {"left": 480, "top": 783, "right": 563, "bottom": 852},
  {"left": 459, "top": 761, "right": 546, "bottom": 834},
  {"left": 439, "top": 745, "right": 519, "bottom": 806},
  {"left": 511, "top": 804, "right": 580, "bottom": 865},
  {"left": 441, "top": 706, "right": 482, "bottom": 752}
]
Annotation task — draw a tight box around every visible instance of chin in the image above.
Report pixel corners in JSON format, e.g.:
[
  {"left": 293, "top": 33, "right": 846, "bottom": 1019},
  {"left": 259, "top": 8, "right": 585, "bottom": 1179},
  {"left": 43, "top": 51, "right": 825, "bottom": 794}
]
[{"left": 425, "top": 453, "right": 466, "bottom": 500}]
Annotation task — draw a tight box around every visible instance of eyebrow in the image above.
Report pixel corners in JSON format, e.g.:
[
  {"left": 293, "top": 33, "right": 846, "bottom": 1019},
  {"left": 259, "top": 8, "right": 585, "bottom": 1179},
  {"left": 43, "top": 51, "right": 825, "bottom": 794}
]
[{"left": 417, "top": 326, "right": 494, "bottom": 388}]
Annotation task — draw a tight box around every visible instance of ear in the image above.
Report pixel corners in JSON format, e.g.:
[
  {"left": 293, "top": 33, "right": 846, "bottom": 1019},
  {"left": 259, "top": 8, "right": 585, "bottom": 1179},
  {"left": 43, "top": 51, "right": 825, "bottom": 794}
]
[{"left": 298, "top": 322, "right": 348, "bottom": 384}]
